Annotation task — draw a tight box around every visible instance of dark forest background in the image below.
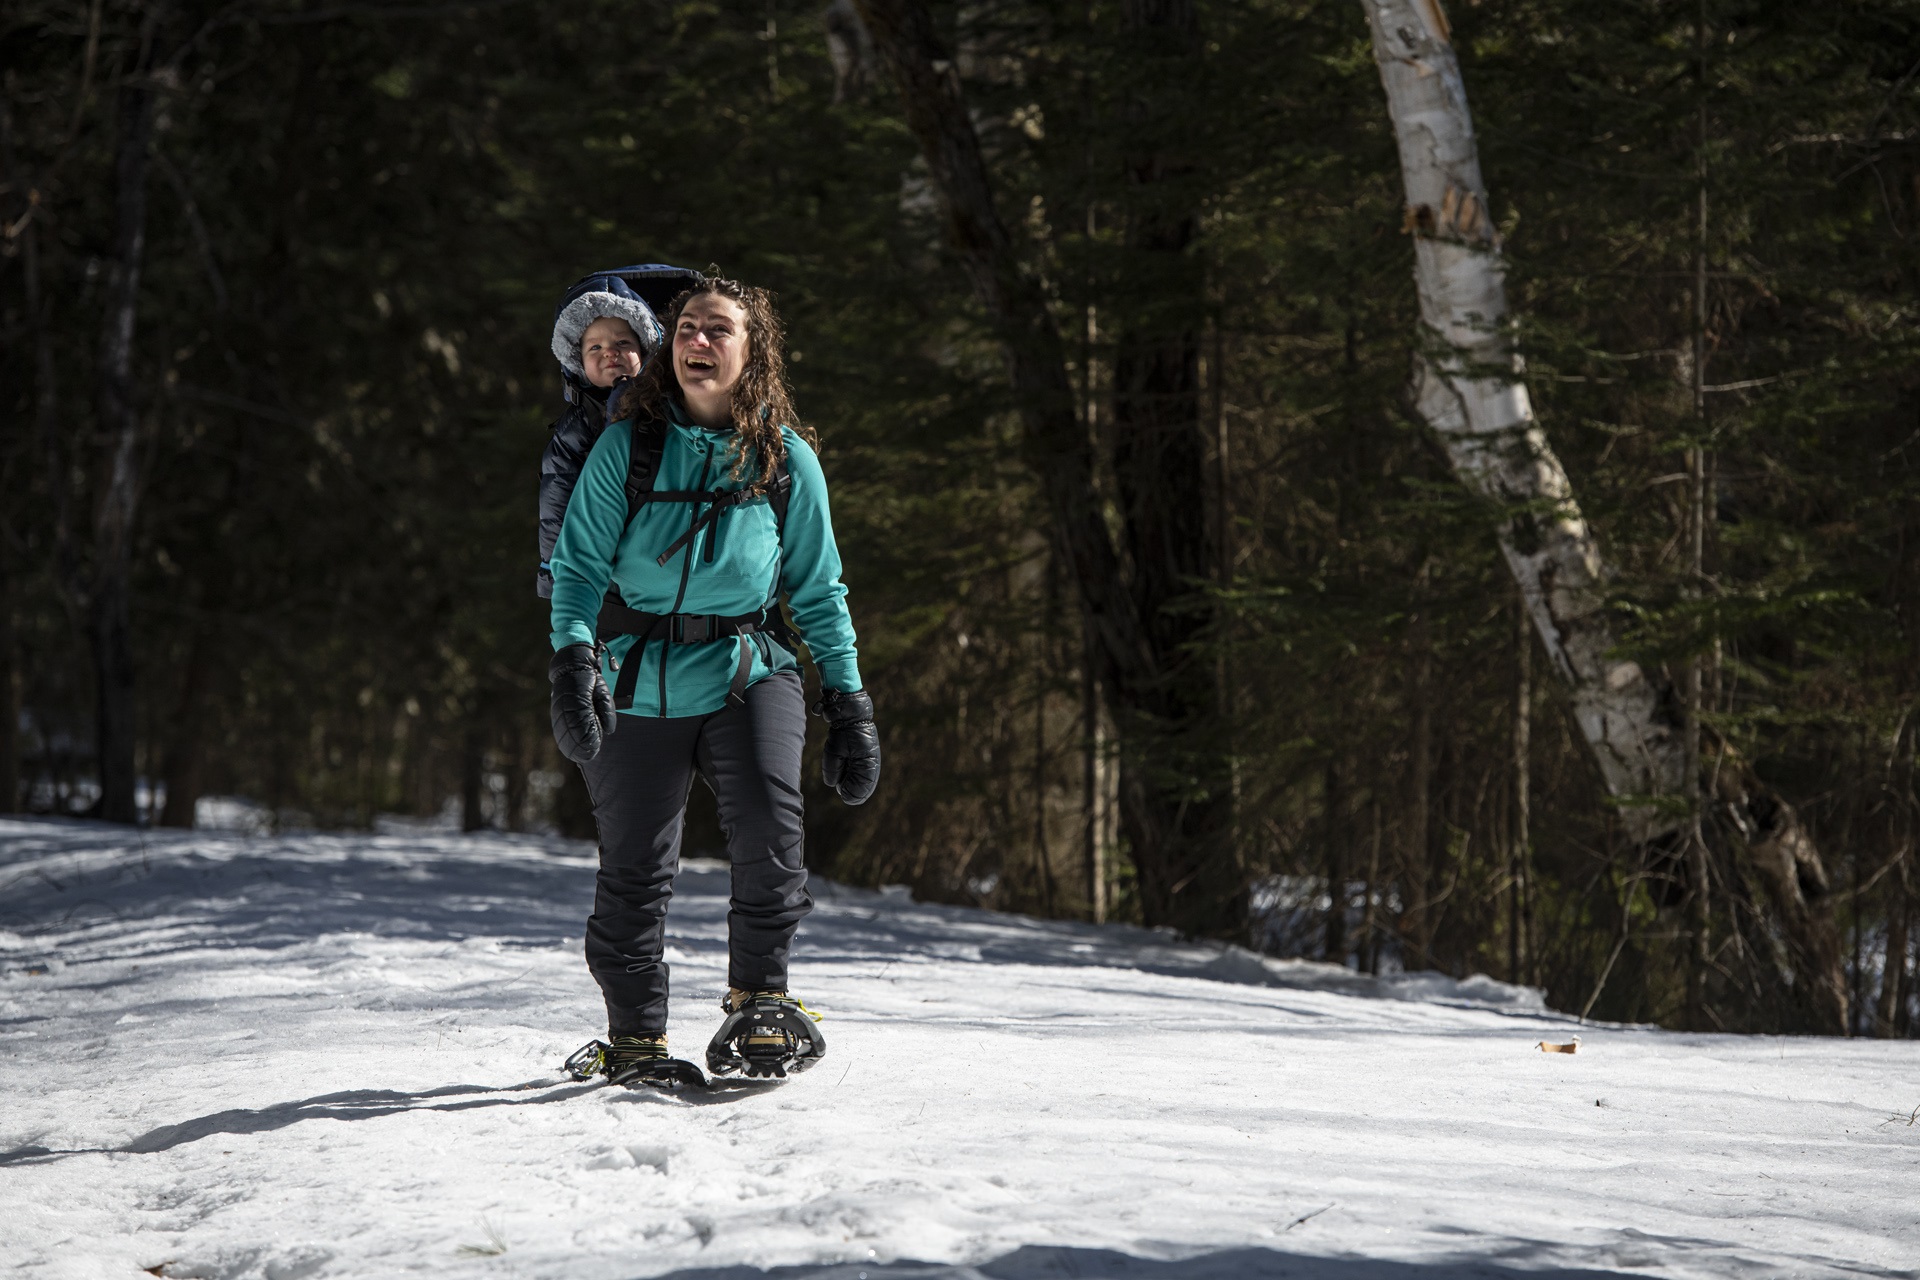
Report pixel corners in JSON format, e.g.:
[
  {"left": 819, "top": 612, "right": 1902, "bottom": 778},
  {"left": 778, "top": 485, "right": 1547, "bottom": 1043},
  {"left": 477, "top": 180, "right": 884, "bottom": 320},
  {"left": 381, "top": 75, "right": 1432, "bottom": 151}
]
[{"left": 5, "top": 0, "right": 1919, "bottom": 1037}]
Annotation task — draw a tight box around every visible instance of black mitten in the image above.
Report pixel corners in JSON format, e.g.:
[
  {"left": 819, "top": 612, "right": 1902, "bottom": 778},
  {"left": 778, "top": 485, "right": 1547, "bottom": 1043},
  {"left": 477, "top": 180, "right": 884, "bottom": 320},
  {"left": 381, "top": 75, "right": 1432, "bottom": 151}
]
[
  {"left": 816, "top": 687, "right": 880, "bottom": 806},
  {"left": 549, "top": 643, "right": 616, "bottom": 764}
]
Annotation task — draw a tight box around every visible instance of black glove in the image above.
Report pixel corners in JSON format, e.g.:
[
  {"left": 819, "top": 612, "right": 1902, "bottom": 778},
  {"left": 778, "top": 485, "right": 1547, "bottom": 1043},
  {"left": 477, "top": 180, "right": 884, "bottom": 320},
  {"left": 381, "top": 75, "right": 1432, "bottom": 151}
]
[
  {"left": 815, "top": 687, "right": 881, "bottom": 806},
  {"left": 549, "top": 643, "right": 616, "bottom": 764}
]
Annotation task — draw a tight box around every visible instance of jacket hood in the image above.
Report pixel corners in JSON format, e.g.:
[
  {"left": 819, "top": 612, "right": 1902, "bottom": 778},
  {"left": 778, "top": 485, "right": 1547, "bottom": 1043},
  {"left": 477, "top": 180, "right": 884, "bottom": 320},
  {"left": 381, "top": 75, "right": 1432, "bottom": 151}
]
[{"left": 551, "top": 276, "right": 662, "bottom": 385}]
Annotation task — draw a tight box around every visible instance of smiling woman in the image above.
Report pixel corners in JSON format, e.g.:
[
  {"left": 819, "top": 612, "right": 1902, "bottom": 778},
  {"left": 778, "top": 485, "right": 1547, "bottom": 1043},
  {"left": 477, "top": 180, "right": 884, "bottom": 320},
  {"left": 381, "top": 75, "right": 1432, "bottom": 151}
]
[
  {"left": 671, "top": 294, "right": 748, "bottom": 427},
  {"left": 616, "top": 277, "right": 813, "bottom": 487},
  {"left": 543, "top": 273, "right": 882, "bottom": 1088}
]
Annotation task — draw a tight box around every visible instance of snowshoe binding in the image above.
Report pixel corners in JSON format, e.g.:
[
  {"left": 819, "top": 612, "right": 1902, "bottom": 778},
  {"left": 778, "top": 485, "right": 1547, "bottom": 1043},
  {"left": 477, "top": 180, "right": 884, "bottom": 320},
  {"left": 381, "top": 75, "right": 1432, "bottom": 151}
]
[
  {"left": 564, "top": 1035, "right": 708, "bottom": 1090},
  {"left": 705, "top": 989, "right": 827, "bottom": 1079}
]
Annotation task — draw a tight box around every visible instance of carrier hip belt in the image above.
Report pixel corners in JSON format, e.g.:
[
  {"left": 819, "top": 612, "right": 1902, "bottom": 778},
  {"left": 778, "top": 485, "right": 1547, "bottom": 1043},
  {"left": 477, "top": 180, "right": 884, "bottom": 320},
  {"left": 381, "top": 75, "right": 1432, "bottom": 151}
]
[{"left": 595, "top": 599, "right": 778, "bottom": 711}]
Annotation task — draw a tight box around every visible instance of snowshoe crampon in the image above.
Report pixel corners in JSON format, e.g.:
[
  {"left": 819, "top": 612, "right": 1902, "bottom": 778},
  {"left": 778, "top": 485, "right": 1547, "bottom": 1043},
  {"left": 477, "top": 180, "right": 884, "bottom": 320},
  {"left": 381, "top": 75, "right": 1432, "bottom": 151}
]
[
  {"left": 564, "top": 1038, "right": 708, "bottom": 1090},
  {"left": 705, "top": 993, "right": 826, "bottom": 1079}
]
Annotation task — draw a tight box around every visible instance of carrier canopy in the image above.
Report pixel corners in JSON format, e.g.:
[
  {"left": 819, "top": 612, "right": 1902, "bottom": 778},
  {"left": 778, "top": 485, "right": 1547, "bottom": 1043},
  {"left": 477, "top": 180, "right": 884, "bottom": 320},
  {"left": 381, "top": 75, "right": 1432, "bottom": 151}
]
[{"left": 551, "top": 263, "right": 704, "bottom": 401}]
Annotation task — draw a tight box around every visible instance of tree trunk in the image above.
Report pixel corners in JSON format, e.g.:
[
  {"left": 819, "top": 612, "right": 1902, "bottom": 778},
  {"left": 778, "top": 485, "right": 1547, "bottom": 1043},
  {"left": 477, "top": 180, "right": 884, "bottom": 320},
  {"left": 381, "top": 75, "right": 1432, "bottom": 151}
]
[
  {"left": 1511, "top": 592, "right": 1532, "bottom": 984},
  {"left": 159, "top": 630, "right": 213, "bottom": 828},
  {"left": 10, "top": 89, "right": 77, "bottom": 817},
  {"left": 461, "top": 721, "right": 486, "bottom": 833},
  {"left": 1405, "top": 592, "right": 1434, "bottom": 960},
  {"left": 504, "top": 724, "right": 530, "bottom": 833},
  {"left": 1324, "top": 758, "right": 1348, "bottom": 962},
  {"left": 0, "top": 592, "right": 18, "bottom": 815},
  {"left": 1683, "top": 14, "right": 1713, "bottom": 1030},
  {"left": 86, "top": 10, "right": 167, "bottom": 825},
  {"left": 0, "top": 107, "right": 29, "bottom": 818},
  {"left": 1361, "top": 800, "right": 1382, "bottom": 974},
  {"left": 824, "top": 0, "right": 875, "bottom": 103},
  {"left": 1031, "top": 648, "right": 1057, "bottom": 915},
  {"left": 1875, "top": 859, "right": 1909, "bottom": 1037},
  {"left": 1083, "top": 642, "right": 1115, "bottom": 924},
  {"left": 1361, "top": 0, "right": 1847, "bottom": 1030},
  {"left": 854, "top": 0, "right": 1241, "bottom": 936},
  {"left": 1708, "top": 764, "right": 1848, "bottom": 1030},
  {"left": 158, "top": 424, "right": 247, "bottom": 831},
  {"left": 1109, "top": 0, "right": 1235, "bottom": 933}
]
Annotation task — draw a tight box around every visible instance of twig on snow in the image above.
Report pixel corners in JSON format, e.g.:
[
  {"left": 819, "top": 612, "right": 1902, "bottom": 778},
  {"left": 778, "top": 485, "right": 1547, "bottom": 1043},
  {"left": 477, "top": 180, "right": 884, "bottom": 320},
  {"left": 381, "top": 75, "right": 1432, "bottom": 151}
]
[
  {"left": 1283, "top": 1204, "right": 1334, "bottom": 1232},
  {"left": 455, "top": 1215, "right": 509, "bottom": 1257}
]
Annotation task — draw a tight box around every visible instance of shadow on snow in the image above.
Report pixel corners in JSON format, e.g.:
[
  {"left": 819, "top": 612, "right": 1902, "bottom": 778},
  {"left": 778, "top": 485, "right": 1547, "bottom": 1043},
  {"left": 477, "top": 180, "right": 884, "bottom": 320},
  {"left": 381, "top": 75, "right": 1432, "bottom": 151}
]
[
  {"left": 626, "top": 1243, "right": 1655, "bottom": 1280},
  {"left": 0, "top": 1072, "right": 798, "bottom": 1166},
  {"left": 0, "top": 1078, "right": 585, "bottom": 1164}
]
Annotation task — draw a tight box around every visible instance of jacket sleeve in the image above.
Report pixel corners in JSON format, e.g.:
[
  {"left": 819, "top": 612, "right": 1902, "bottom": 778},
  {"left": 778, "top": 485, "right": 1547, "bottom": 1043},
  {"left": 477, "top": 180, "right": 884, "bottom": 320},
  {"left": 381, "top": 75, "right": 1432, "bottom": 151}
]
[
  {"left": 778, "top": 430, "right": 862, "bottom": 693},
  {"left": 537, "top": 406, "right": 595, "bottom": 599},
  {"left": 548, "top": 421, "right": 632, "bottom": 652}
]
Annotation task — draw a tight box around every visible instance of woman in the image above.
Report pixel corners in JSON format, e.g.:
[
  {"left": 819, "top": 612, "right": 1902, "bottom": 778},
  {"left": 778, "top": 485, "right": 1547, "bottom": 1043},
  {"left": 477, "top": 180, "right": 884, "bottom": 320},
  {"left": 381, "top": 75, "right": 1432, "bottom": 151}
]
[{"left": 546, "top": 275, "right": 880, "bottom": 1086}]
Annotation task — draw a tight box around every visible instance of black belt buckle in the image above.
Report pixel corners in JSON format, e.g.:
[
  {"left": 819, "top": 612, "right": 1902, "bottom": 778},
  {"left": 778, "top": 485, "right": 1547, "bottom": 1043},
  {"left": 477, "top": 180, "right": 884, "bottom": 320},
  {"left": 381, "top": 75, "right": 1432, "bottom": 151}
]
[{"left": 674, "top": 614, "right": 714, "bottom": 643}]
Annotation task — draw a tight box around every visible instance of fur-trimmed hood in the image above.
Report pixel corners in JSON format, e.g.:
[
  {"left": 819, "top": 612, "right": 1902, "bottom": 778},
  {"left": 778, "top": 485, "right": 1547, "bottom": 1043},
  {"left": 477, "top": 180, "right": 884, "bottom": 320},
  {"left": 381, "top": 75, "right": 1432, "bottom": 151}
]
[{"left": 550, "top": 274, "right": 665, "bottom": 384}]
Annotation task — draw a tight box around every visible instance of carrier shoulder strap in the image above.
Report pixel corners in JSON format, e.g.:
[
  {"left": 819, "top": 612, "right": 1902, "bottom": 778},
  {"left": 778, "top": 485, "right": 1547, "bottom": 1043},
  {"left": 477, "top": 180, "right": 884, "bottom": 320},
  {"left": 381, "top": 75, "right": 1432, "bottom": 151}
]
[
  {"left": 623, "top": 413, "right": 671, "bottom": 528},
  {"left": 620, "top": 412, "right": 790, "bottom": 541},
  {"left": 768, "top": 462, "right": 791, "bottom": 537}
]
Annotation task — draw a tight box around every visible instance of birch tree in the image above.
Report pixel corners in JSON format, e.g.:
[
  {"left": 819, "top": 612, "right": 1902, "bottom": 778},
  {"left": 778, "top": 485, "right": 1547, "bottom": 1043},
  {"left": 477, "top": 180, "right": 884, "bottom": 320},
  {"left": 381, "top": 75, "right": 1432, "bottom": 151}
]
[{"left": 1362, "top": 0, "right": 1848, "bottom": 1031}]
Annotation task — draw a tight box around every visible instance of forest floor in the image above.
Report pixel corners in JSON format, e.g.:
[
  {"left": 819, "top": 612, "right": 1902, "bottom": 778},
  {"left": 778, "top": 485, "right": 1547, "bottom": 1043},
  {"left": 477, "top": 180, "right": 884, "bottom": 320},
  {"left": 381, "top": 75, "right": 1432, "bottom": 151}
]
[{"left": 1, "top": 816, "right": 1915, "bottom": 1280}]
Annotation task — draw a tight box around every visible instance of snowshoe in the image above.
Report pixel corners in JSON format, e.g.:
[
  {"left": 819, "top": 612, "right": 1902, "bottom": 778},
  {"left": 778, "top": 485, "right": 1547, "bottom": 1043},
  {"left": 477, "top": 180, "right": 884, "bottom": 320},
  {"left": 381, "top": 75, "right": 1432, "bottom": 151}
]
[
  {"left": 564, "top": 1036, "right": 708, "bottom": 1090},
  {"left": 705, "top": 989, "right": 827, "bottom": 1079}
]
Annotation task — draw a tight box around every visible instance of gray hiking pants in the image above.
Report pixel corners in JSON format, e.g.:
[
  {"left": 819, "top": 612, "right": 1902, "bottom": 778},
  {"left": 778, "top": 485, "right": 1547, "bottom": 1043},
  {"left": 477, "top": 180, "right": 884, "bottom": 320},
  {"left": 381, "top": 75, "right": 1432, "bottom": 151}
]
[{"left": 576, "top": 668, "right": 810, "bottom": 1036}]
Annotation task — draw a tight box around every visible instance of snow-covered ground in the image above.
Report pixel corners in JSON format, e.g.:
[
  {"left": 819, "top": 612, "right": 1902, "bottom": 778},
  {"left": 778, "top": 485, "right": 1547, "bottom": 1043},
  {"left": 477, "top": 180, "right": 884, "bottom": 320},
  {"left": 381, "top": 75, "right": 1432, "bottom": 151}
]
[{"left": 1, "top": 817, "right": 1915, "bottom": 1280}]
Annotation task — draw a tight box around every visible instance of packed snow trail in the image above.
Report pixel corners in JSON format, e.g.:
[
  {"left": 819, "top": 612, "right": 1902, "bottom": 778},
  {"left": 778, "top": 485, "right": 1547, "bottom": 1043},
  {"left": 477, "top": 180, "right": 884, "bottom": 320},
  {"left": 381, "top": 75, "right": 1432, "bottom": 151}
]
[{"left": 1, "top": 817, "right": 1914, "bottom": 1280}]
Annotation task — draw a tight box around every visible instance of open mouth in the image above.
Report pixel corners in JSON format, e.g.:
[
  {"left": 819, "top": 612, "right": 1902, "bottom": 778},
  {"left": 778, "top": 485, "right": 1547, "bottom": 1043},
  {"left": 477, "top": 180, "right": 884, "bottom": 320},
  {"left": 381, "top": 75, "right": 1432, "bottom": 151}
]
[{"left": 684, "top": 356, "right": 717, "bottom": 372}]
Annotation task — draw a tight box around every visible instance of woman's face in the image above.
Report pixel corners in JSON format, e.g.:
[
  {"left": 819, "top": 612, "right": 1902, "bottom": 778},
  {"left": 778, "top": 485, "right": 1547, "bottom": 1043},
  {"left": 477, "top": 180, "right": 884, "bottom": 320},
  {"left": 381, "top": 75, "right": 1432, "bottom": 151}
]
[
  {"left": 672, "top": 293, "right": 750, "bottom": 404},
  {"left": 581, "top": 316, "right": 644, "bottom": 389}
]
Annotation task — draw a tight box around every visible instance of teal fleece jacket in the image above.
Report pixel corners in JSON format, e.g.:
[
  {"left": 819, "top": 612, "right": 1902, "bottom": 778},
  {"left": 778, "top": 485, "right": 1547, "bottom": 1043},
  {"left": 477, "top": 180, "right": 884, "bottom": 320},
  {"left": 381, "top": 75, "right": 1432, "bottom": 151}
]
[{"left": 548, "top": 404, "right": 862, "bottom": 717}]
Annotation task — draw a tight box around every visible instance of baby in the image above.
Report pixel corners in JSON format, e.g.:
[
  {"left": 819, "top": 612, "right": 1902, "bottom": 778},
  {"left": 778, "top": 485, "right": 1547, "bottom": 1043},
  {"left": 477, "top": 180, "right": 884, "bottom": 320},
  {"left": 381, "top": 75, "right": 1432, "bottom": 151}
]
[
  {"left": 536, "top": 275, "right": 666, "bottom": 598},
  {"left": 577, "top": 315, "right": 644, "bottom": 390}
]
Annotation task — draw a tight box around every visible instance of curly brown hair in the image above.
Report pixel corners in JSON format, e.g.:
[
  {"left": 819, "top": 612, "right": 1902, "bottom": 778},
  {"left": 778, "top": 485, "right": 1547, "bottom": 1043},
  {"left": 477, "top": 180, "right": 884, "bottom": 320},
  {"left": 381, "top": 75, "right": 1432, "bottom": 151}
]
[{"left": 612, "top": 273, "right": 815, "bottom": 486}]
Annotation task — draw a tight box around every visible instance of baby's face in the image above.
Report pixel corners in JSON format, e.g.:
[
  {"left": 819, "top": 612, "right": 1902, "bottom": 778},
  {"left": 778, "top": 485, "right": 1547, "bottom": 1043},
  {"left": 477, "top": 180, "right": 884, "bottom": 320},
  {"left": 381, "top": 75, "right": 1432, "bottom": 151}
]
[{"left": 581, "top": 316, "right": 644, "bottom": 389}]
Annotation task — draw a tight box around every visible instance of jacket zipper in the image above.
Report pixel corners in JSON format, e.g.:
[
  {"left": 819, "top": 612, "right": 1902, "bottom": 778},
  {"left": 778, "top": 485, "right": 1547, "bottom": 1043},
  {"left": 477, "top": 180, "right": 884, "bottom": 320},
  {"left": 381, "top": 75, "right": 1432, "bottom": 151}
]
[{"left": 659, "top": 435, "right": 712, "bottom": 717}]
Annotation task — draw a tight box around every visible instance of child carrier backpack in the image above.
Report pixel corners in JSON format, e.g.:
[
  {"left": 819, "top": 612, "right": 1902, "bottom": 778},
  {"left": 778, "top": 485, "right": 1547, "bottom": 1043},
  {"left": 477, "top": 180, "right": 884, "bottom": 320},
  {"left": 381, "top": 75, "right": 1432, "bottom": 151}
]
[{"left": 539, "top": 263, "right": 704, "bottom": 598}]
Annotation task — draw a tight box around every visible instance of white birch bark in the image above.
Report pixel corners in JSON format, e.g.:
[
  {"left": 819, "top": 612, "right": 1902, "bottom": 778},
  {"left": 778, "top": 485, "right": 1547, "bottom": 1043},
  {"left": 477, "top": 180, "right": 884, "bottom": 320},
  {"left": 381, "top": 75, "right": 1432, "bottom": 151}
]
[{"left": 1362, "top": 0, "right": 1688, "bottom": 843}]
